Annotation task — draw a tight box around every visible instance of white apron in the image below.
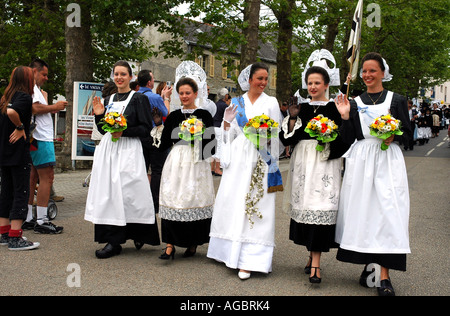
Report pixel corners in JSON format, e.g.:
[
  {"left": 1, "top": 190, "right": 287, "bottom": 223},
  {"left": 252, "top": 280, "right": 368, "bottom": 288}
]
[
  {"left": 85, "top": 91, "right": 155, "bottom": 226},
  {"left": 159, "top": 144, "right": 215, "bottom": 222},
  {"left": 335, "top": 91, "right": 411, "bottom": 254}
]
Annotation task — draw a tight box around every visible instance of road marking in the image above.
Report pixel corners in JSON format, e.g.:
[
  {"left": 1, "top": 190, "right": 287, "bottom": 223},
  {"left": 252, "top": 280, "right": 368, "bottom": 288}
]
[
  {"left": 425, "top": 148, "right": 435, "bottom": 157},
  {"left": 437, "top": 142, "right": 445, "bottom": 147}
]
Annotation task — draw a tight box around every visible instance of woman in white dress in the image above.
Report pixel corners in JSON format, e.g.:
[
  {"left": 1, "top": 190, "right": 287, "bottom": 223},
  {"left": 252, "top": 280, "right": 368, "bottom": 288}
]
[
  {"left": 335, "top": 53, "right": 412, "bottom": 296},
  {"left": 207, "top": 63, "right": 284, "bottom": 280},
  {"left": 280, "top": 66, "right": 350, "bottom": 284},
  {"left": 85, "top": 61, "right": 158, "bottom": 259}
]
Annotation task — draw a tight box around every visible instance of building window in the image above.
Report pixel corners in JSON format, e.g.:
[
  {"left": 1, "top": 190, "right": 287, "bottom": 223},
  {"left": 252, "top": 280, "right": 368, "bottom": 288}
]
[
  {"left": 222, "top": 59, "right": 239, "bottom": 80},
  {"left": 195, "top": 54, "right": 208, "bottom": 72}
]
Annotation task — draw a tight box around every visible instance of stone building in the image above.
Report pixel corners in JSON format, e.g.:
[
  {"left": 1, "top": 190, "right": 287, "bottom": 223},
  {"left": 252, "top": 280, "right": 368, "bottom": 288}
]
[{"left": 137, "top": 21, "right": 278, "bottom": 101}]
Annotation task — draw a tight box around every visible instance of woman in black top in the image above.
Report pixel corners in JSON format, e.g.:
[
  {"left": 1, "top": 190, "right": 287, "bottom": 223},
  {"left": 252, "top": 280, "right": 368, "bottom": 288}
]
[
  {"left": 279, "top": 66, "right": 350, "bottom": 283},
  {"left": 158, "top": 77, "right": 216, "bottom": 260},
  {"left": 85, "top": 61, "right": 159, "bottom": 259},
  {"left": 0, "top": 66, "right": 40, "bottom": 250},
  {"left": 335, "top": 52, "right": 412, "bottom": 296}
]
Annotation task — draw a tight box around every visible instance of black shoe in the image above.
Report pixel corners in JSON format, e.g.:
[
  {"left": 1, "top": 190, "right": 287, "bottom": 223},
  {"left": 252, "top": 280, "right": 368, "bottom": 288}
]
[
  {"left": 377, "top": 279, "right": 396, "bottom": 296},
  {"left": 182, "top": 246, "right": 197, "bottom": 258},
  {"left": 22, "top": 219, "right": 36, "bottom": 230},
  {"left": 134, "top": 240, "right": 144, "bottom": 250},
  {"left": 359, "top": 265, "right": 375, "bottom": 288},
  {"left": 34, "top": 221, "right": 63, "bottom": 234},
  {"left": 159, "top": 245, "right": 175, "bottom": 260},
  {"left": 309, "top": 267, "right": 321, "bottom": 284},
  {"left": 304, "top": 256, "right": 312, "bottom": 275},
  {"left": 95, "top": 243, "right": 122, "bottom": 259}
]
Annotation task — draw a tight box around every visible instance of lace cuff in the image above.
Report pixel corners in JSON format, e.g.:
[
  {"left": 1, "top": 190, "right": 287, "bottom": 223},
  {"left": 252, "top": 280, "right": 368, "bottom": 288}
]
[
  {"left": 319, "top": 142, "right": 331, "bottom": 161},
  {"left": 150, "top": 125, "right": 164, "bottom": 148},
  {"left": 281, "top": 116, "right": 302, "bottom": 138}
]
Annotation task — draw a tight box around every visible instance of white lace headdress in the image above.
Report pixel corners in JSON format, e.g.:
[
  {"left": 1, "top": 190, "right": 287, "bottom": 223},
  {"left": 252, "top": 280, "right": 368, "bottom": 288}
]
[
  {"left": 301, "top": 49, "right": 341, "bottom": 89},
  {"left": 171, "top": 61, "right": 216, "bottom": 116},
  {"left": 359, "top": 57, "right": 393, "bottom": 82},
  {"left": 237, "top": 64, "right": 253, "bottom": 91}
]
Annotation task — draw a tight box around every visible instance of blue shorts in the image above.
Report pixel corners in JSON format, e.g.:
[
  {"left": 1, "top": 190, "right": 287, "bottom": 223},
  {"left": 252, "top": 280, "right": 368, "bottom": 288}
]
[{"left": 30, "top": 140, "right": 56, "bottom": 169}]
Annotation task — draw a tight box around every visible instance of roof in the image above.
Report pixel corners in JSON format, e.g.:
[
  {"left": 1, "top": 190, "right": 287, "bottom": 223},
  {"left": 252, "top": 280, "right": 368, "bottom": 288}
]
[{"left": 181, "top": 20, "right": 277, "bottom": 64}]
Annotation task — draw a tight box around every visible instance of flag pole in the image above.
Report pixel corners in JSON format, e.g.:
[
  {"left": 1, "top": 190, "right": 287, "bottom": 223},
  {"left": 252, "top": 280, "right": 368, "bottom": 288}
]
[
  {"left": 346, "top": 0, "right": 363, "bottom": 98},
  {"left": 347, "top": 45, "right": 356, "bottom": 96}
]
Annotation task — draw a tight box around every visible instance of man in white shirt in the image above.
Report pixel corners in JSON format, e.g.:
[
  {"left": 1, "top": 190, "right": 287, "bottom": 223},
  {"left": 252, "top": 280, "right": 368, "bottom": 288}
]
[{"left": 23, "top": 59, "right": 67, "bottom": 234}]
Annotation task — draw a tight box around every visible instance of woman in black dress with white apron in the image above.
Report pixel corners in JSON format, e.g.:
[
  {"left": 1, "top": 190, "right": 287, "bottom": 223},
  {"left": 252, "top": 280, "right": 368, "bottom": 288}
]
[
  {"left": 85, "top": 61, "right": 159, "bottom": 258},
  {"left": 157, "top": 77, "right": 216, "bottom": 260},
  {"left": 335, "top": 53, "right": 412, "bottom": 296}
]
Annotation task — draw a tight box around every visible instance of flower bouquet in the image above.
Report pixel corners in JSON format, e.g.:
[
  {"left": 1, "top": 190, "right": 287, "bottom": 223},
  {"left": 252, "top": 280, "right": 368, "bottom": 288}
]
[
  {"left": 369, "top": 114, "right": 403, "bottom": 150},
  {"left": 98, "top": 112, "right": 127, "bottom": 142},
  {"left": 243, "top": 114, "right": 279, "bottom": 150},
  {"left": 178, "top": 115, "right": 205, "bottom": 146},
  {"left": 304, "top": 114, "right": 339, "bottom": 151}
]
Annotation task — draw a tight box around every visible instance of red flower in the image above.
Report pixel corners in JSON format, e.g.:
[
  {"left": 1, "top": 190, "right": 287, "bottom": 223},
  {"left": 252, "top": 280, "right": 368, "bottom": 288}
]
[
  {"left": 321, "top": 123, "right": 327, "bottom": 133},
  {"left": 260, "top": 123, "right": 268, "bottom": 128}
]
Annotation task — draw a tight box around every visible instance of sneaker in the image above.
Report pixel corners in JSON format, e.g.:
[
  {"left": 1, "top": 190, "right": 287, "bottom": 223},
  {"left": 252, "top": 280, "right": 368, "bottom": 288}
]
[
  {"left": 34, "top": 221, "right": 64, "bottom": 234},
  {"left": 0, "top": 233, "right": 9, "bottom": 246},
  {"left": 1, "top": 234, "right": 27, "bottom": 245},
  {"left": 22, "top": 219, "right": 36, "bottom": 230},
  {"left": 8, "top": 237, "right": 40, "bottom": 251}
]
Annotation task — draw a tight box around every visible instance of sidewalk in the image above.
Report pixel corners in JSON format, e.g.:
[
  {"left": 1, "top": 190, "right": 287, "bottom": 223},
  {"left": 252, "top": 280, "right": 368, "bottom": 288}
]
[{"left": 1, "top": 155, "right": 449, "bottom": 296}]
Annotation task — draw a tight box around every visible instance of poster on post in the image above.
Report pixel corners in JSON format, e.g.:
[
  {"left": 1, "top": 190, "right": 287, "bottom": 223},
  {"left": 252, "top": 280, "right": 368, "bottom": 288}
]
[{"left": 71, "top": 81, "right": 104, "bottom": 160}]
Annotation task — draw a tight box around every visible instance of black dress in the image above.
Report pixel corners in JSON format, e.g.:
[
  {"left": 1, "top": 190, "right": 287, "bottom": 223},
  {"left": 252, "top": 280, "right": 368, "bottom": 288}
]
[
  {"left": 93, "top": 91, "right": 160, "bottom": 247},
  {"left": 279, "top": 101, "right": 350, "bottom": 252}
]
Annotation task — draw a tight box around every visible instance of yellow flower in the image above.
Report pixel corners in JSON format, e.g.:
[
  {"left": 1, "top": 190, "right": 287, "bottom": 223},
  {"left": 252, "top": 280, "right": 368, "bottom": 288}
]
[
  {"left": 252, "top": 122, "right": 260, "bottom": 128},
  {"left": 261, "top": 114, "right": 269, "bottom": 120}
]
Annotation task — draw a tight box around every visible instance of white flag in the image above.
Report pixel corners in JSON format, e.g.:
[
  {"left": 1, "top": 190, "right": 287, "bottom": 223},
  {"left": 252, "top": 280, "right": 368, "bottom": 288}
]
[{"left": 347, "top": 0, "right": 363, "bottom": 81}]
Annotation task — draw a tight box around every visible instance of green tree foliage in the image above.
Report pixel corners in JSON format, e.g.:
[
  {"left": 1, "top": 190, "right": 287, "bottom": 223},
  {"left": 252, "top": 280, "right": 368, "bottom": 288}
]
[
  {"left": 360, "top": 0, "right": 450, "bottom": 98},
  {"left": 0, "top": 1, "right": 66, "bottom": 99},
  {"left": 291, "top": 0, "right": 450, "bottom": 98},
  {"left": 0, "top": 0, "right": 185, "bottom": 98},
  {"left": 1, "top": 0, "right": 448, "bottom": 101}
]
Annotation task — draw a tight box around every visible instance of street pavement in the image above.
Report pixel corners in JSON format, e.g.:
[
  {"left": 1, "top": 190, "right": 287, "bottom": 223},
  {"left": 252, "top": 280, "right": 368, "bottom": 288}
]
[{"left": 1, "top": 133, "right": 449, "bottom": 298}]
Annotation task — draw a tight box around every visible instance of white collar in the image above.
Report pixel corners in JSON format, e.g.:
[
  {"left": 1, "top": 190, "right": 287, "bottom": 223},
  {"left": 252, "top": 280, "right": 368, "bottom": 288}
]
[{"left": 309, "top": 100, "right": 329, "bottom": 106}]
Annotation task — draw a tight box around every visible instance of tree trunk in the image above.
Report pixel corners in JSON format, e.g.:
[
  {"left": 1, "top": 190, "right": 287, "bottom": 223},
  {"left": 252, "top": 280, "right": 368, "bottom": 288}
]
[
  {"left": 274, "top": 0, "right": 295, "bottom": 103},
  {"left": 62, "top": 0, "right": 93, "bottom": 169},
  {"left": 240, "top": 0, "right": 261, "bottom": 68},
  {"left": 323, "top": 19, "right": 340, "bottom": 53}
]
